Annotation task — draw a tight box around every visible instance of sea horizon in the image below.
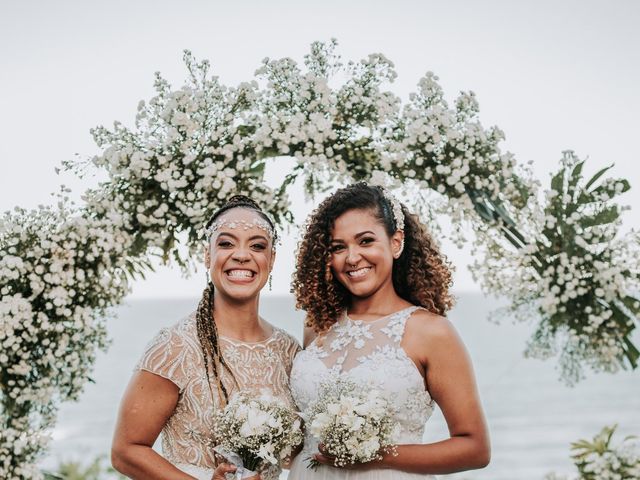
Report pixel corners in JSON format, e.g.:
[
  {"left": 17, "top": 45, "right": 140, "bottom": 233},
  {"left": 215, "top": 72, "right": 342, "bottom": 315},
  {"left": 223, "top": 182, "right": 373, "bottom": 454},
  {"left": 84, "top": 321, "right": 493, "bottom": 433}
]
[{"left": 41, "top": 293, "right": 640, "bottom": 479}]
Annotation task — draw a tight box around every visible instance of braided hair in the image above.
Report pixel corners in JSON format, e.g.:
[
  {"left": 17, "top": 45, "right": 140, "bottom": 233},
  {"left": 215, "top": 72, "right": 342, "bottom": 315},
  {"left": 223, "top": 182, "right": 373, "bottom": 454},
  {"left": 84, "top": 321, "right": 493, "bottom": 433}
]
[{"left": 196, "top": 195, "right": 276, "bottom": 406}]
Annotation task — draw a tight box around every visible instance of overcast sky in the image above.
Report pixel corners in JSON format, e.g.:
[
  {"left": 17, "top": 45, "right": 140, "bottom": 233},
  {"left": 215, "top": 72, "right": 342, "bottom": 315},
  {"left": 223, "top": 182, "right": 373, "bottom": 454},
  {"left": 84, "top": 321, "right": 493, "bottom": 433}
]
[{"left": 1, "top": 0, "right": 638, "bottom": 298}]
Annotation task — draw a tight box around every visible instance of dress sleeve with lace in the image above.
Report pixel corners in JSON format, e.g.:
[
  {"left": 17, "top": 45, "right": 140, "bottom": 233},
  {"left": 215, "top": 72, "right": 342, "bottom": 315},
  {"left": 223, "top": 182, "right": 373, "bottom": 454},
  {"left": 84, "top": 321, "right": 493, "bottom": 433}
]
[{"left": 135, "top": 318, "right": 198, "bottom": 392}]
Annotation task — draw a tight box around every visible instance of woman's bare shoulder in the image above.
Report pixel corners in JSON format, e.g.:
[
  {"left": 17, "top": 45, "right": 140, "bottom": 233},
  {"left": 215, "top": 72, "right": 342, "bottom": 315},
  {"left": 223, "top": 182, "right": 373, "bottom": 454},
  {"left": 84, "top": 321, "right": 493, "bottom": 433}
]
[
  {"left": 404, "top": 308, "right": 465, "bottom": 358},
  {"left": 409, "top": 308, "right": 456, "bottom": 336}
]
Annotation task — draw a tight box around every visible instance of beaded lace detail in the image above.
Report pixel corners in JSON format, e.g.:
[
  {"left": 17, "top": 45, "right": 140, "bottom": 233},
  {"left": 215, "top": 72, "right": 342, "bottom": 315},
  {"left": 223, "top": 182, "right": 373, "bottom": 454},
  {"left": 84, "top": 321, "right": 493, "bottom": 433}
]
[{"left": 136, "top": 313, "right": 300, "bottom": 480}]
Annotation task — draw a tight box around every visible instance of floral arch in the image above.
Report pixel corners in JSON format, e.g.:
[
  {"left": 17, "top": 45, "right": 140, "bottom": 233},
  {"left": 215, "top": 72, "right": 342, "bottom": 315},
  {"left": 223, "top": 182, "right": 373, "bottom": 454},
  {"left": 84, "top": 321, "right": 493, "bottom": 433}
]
[{"left": 1, "top": 41, "right": 638, "bottom": 478}]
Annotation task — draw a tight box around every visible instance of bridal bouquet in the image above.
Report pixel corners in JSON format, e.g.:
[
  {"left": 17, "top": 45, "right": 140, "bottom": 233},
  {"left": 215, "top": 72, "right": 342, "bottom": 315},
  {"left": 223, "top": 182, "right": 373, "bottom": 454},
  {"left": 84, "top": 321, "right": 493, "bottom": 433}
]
[
  {"left": 306, "top": 378, "right": 399, "bottom": 468},
  {"left": 213, "top": 390, "right": 303, "bottom": 478}
]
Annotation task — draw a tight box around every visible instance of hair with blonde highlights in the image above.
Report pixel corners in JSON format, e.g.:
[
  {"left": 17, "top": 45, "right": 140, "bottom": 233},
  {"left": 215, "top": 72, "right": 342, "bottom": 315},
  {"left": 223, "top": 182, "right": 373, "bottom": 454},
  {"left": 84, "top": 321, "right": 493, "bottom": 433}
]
[{"left": 293, "top": 183, "right": 454, "bottom": 333}]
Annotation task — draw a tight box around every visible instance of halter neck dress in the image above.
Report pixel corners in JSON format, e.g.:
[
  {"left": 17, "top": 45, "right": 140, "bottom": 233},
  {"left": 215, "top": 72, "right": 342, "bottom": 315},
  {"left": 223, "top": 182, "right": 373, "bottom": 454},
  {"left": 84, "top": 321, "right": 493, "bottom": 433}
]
[{"left": 289, "top": 306, "right": 436, "bottom": 479}]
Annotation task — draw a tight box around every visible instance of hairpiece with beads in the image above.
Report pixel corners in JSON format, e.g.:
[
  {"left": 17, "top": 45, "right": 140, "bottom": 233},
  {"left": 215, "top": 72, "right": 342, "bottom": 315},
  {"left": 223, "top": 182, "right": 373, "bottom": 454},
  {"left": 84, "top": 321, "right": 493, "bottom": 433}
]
[{"left": 379, "top": 186, "right": 405, "bottom": 232}]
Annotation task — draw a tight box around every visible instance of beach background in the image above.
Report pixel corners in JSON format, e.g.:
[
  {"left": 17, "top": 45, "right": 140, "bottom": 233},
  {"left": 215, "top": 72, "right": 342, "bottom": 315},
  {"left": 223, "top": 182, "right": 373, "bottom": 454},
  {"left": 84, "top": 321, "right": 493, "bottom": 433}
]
[
  {"left": 2, "top": 2, "right": 639, "bottom": 478},
  {"left": 41, "top": 293, "right": 640, "bottom": 480}
]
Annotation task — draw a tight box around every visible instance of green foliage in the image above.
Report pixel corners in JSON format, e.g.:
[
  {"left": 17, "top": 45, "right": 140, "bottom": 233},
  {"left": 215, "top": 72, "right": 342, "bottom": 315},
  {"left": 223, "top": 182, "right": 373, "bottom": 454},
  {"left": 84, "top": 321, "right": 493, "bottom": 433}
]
[
  {"left": 571, "top": 425, "right": 640, "bottom": 479},
  {"left": 43, "top": 456, "right": 125, "bottom": 480},
  {"left": 535, "top": 152, "right": 639, "bottom": 372},
  {"left": 545, "top": 425, "right": 640, "bottom": 480}
]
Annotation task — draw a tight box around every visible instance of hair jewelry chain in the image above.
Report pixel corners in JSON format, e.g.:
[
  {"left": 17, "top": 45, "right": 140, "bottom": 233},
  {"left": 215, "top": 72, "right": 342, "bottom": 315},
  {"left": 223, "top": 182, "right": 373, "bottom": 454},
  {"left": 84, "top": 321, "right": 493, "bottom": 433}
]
[{"left": 204, "top": 218, "right": 276, "bottom": 242}]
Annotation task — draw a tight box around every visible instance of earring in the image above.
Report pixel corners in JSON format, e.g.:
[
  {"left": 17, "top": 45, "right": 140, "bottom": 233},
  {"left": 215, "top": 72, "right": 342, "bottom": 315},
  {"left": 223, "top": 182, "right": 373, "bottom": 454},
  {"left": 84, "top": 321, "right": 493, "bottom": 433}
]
[
  {"left": 394, "top": 239, "right": 405, "bottom": 259},
  {"left": 268, "top": 273, "right": 273, "bottom": 291},
  {"left": 205, "top": 269, "right": 211, "bottom": 284}
]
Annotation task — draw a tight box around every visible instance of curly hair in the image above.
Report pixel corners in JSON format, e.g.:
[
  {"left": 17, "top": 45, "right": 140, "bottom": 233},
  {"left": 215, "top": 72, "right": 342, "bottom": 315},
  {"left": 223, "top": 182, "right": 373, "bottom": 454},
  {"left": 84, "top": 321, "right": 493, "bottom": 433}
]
[
  {"left": 292, "top": 183, "right": 454, "bottom": 333},
  {"left": 197, "top": 194, "right": 275, "bottom": 405}
]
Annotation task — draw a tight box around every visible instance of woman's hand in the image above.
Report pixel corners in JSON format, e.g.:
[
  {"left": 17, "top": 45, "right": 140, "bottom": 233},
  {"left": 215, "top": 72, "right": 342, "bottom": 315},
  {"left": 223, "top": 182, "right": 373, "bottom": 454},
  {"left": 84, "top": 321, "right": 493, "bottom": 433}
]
[
  {"left": 311, "top": 443, "right": 381, "bottom": 471},
  {"left": 211, "top": 463, "right": 261, "bottom": 480},
  {"left": 211, "top": 462, "right": 236, "bottom": 479},
  {"left": 281, "top": 440, "right": 304, "bottom": 468}
]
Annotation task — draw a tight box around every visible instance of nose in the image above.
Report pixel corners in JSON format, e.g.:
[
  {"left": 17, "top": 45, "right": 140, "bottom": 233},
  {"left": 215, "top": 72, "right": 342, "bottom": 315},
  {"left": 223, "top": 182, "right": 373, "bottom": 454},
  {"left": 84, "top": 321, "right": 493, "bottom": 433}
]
[
  {"left": 345, "top": 246, "right": 361, "bottom": 266},
  {"left": 232, "top": 246, "right": 251, "bottom": 263}
]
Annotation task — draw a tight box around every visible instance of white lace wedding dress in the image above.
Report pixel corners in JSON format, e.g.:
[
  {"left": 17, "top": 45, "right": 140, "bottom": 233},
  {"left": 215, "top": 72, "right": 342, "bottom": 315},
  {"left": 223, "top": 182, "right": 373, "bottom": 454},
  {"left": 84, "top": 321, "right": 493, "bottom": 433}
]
[
  {"left": 289, "top": 306, "right": 436, "bottom": 479},
  {"left": 136, "top": 313, "right": 300, "bottom": 480}
]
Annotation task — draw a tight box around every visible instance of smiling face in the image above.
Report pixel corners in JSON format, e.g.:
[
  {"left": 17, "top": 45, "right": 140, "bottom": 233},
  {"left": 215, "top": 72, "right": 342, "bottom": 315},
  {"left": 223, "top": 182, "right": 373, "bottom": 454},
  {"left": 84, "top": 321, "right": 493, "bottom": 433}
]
[
  {"left": 205, "top": 207, "right": 275, "bottom": 302},
  {"left": 329, "top": 208, "right": 404, "bottom": 300}
]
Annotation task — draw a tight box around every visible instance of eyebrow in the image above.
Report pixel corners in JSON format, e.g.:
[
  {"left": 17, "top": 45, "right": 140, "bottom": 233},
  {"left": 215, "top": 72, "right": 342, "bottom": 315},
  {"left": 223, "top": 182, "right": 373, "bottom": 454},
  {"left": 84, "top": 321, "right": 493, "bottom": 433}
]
[
  {"left": 216, "top": 232, "right": 269, "bottom": 242},
  {"left": 330, "top": 231, "right": 377, "bottom": 243}
]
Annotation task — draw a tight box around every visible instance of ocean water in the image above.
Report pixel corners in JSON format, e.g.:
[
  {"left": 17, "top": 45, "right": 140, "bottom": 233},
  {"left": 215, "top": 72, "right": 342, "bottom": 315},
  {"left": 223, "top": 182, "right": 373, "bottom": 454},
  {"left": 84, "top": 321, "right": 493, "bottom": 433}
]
[{"left": 41, "top": 293, "right": 640, "bottom": 479}]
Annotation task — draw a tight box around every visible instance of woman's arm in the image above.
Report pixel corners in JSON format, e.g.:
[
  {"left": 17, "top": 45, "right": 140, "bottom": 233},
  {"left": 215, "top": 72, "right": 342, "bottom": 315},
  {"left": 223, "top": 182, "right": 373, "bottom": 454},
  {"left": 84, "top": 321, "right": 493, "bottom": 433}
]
[
  {"left": 314, "top": 312, "right": 490, "bottom": 474},
  {"left": 111, "top": 370, "right": 194, "bottom": 479}
]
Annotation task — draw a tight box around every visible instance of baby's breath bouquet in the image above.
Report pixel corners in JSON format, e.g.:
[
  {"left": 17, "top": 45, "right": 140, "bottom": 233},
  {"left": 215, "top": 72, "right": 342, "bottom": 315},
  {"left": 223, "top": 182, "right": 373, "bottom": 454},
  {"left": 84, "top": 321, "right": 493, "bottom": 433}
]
[
  {"left": 306, "top": 378, "right": 399, "bottom": 469},
  {"left": 213, "top": 390, "right": 303, "bottom": 479}
]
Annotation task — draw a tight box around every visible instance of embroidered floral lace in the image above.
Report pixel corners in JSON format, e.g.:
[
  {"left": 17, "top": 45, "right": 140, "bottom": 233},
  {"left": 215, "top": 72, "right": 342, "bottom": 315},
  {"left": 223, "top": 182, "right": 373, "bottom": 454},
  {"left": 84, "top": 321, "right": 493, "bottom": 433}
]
[{"left": 289, "top": 306, "right": 436, "bottom": 479}]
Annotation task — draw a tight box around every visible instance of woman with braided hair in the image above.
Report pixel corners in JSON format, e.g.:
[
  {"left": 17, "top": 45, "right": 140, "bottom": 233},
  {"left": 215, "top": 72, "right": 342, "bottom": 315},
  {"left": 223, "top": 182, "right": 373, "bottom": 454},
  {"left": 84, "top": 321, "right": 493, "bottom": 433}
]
[
  {"left": 289, "top": 183, "right": 490, "bottom": 479},
  {"left": 112, "top": 195, "right": 300, "bottom": 480}
]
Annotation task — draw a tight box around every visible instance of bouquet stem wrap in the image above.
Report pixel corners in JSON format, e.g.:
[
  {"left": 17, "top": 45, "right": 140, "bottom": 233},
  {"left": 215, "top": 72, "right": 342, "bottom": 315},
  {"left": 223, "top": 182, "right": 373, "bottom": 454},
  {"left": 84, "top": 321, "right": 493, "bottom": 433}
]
[{"left": 214, "top": 446, "right": 258, "bottom": 479}]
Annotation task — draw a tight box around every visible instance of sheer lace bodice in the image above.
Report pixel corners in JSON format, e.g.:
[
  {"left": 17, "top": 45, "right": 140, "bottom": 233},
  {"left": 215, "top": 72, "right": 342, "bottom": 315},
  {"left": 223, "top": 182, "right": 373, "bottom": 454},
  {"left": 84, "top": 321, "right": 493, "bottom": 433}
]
[
  {"left": 289, "top": 306, "right": 436, "bottom": 479},
  {"left": 136, "top": 313, "right": 300, "bottom": 480}
]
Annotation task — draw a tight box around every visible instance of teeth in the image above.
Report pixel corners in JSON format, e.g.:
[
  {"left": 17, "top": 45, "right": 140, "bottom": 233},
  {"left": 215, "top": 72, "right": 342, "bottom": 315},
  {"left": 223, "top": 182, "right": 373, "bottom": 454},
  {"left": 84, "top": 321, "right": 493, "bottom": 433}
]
[
  {"left": 227, "top": 270, "right": 254, "bottom": 278},
  {"left": 347, "top": 267, "right": 371, "bottom": 278}
]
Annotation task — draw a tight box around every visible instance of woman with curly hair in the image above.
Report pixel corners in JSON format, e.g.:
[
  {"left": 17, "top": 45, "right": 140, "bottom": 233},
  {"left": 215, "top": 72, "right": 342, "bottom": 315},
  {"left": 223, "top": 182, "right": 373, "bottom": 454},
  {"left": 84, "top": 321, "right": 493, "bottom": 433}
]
[
  {"left": 289, "top": 183, "right": 490, "bottom": 479},
  {"left": 111, "top": 195, "right": 300, "bottom": 480}
]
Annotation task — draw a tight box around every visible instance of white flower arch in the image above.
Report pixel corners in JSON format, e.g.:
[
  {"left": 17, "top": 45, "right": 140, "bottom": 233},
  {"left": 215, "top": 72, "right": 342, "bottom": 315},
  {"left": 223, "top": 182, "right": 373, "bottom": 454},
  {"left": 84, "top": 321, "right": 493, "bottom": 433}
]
[{"left": 1, "top": 41, "right": 638, "bottom": 478}]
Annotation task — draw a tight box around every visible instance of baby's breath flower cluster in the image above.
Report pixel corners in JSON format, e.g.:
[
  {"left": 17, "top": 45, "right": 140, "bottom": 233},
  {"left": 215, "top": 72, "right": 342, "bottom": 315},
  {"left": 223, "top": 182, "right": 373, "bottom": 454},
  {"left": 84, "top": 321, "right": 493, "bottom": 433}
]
[
  {"left": 76, "top": 51, "right": 292, "bottom": 268},
  {"left": 469, "top": 151, "right": 639, "bottom": 384},
  {"left": 213, "top": 390, "right": 302, "bottom": 476},
  {"left": 70, "top": 40, "right": 551, "bottom": 334},
  {"left": 544, "top": 425, "right": 640, "bottom": 480},
  {"left": 0, "top": 196, "right": 132, "bottom": 479},
  {"left": 0, "top": 423, "right": 50, "bottom": 480},
  {"left": 306, "top": 378, "right": 399, "bottom": 469}
]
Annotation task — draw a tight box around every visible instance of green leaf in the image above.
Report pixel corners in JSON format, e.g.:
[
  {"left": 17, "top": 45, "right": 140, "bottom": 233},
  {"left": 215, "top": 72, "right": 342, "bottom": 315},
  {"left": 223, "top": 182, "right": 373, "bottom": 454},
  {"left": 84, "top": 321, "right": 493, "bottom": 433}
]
[
  {"left": 129, "top": 233, "right": 147, "bottom": 257},
  {"left": 248, "top": 160, "right": 266, "bottom": 176},
  {"left": 568, "top": 160, "right": 585, "bottom": 194},
  {"left": 465, "top": 188, "right": 496, "bottom": 223},
  {"left": 615, "top": 179, "right": 631, "bottom": 194},
  {"left": 570, "top": 439, "right": 594, "bottom": 452},
  {"left": 579, "top": 206, "right": 619, "bottom": 228},
  {"left": 580, "top": 179, "right": 629, "bottom": 204},
  {"left": 621, "top": 295, "right": 640, "bottom": 315},
  {"left": 623, "top": 336, "right": 640, "bottom": 369},
  {"left": 584, "top": 164, "right": 613, "bottom": 191},
  {"left": 277, "top": 170, "right": 300, "bottom": 195},
  {"left": 609, "top": 301, "right": 633, "bottom": 326},
  {"left": 42, "top": 472, "right": 64, "bottom": 480},
  {"left": 491, "top": 199, "right": 517, "bottom": 228},
  {"left": 550, "top": 168, "right": 565, "bottom": 194},
  {"left": 500, "top": 225, "right": 527, "bottom": 249},
  {"left": 162, "top": 234, "right": 176, "bottom": 263},
  {"left": 472, "top": 199, "right": 495, "bottom": 223}
]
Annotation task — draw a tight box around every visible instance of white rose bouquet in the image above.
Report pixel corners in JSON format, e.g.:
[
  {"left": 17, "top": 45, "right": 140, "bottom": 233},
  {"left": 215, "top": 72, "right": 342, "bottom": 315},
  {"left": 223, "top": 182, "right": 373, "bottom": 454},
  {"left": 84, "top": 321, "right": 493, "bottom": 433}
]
[
  {"left": 213, "top": 390, "right": 303, "bottom": 479},
  {"left": 306, "top": 378, "right": 399, "bottom": 469}
]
